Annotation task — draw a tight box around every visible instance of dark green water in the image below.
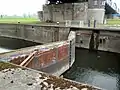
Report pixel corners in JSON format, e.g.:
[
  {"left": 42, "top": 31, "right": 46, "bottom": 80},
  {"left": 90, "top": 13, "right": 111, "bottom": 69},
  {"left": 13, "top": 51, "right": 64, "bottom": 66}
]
[
  {"left": 0, "top": 36, "right": 40, "bottom": 53},
  {"left": 0, "top": 36, "right": 40, "bottom": 49},
  {"left": 64, "top": 48, "right": 120, "bottom": 90}
]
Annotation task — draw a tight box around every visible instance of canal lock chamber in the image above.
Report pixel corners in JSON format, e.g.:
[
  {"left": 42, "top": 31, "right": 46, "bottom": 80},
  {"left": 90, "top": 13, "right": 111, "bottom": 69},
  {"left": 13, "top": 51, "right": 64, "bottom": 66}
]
[{"left": 63, "top": 47, "right": 120, "bottom": 90}]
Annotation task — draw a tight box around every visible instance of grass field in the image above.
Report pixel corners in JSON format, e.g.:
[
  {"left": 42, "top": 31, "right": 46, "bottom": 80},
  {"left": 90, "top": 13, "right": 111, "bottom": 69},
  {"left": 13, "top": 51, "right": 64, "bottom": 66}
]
[
  {"left": 106, "top": 19, "right": 120, "bottom": 25},
  {"left": 0, "top": 18, "right": 40, "bottom": 24},
  {"left": 0, "top": 18, "right": 120, "bottom": 26}
]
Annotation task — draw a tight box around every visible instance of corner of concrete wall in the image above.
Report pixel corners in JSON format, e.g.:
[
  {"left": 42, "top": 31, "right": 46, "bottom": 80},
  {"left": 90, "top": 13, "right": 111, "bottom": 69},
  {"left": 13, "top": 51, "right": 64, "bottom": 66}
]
[
  {"left": 87, "top": 9, "right": 105, "bottom": 24},
  {"left": 67, "top": 31, "right": 76, "bottom": 67},
  {"left": 37, "top": 11, "right": 43, "bottom": 21}
]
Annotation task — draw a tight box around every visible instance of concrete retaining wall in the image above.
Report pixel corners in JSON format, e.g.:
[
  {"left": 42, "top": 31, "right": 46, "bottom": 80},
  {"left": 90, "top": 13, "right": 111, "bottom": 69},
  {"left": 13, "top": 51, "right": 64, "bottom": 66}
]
[
  {"left": 0, "top": 41, "right": 70, "bottom": 76},
  {"left": 75, "top": 28, "right": 120, "bottom": 53},
  {"left": 0, "top": 24, "right": 76, "bottom": 76},
  {"left": 1, "top": 23, "right": 120, "bottom": 53},
  {"left": 0, "top": 23, "right": 70, "bottom": 44}
]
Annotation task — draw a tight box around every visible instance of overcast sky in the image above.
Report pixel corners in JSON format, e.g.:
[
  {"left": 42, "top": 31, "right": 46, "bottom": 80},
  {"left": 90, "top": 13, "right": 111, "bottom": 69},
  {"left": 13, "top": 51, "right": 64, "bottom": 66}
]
[
  {"left": 0, "top": 0, "right": 120, "bottom": 16},
  {"left": 0, "top": 0, "right": 46, "bottom": 15}
]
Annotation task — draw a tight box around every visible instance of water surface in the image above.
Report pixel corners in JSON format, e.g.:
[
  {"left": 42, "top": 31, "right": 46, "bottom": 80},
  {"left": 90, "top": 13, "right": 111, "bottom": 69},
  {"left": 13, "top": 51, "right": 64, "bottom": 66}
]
[
  {"left": 64, "top": 48, "right": 120, "bottom": 90},
  {"left": 0, "top": 36, "right": 40, "bottom": 53}
]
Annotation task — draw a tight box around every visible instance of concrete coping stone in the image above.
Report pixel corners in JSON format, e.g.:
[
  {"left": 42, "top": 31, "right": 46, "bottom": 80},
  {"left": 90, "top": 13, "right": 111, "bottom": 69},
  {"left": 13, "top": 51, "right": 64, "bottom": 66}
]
[{"left": 0, "top": 61, "right": 101, "bottom": 90}]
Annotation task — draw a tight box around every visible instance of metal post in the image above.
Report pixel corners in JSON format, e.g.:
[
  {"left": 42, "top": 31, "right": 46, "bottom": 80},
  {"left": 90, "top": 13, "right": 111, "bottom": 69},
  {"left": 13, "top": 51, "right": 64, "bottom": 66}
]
[
  {"left": 94, "top": 20, "right": 97, "bottom": 28},
  {"left": 69, "top": 40, "right": 72, "bottom": 67},
  {"left": 88, "top": 20, "right": 90, "bottom": 27}
]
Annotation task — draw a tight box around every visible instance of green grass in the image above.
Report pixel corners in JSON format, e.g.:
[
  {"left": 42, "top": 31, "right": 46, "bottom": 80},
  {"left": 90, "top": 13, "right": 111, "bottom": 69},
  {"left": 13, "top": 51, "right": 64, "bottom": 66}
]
[
  {"left": 106, "top": 19, "right": 120, "bottom": 25},
  {"left": 1, "top": 18, "right": 120, "bottom": 26},
  {"left": 0, "top": 18, "right": 41, "bottom": 24}
]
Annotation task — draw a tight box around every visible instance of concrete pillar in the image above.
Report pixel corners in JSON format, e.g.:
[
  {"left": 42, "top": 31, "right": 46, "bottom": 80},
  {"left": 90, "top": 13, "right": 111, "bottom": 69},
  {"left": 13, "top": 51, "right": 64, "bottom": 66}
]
[
  {"left": 88, "top": 0, "right": 105, "bottom": 24},
  {"left": 37, "top": 11, "right": 43, "bottom": 21},
  {"left": 87, "top": 9, "right": 105, "bottom": 24}
]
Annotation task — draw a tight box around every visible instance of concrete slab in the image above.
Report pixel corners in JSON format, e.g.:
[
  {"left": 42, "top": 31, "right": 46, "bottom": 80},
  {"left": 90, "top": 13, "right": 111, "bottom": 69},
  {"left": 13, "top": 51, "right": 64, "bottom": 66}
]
[{"left": 0, "top": 61, "right": 101, "bottom": 90}]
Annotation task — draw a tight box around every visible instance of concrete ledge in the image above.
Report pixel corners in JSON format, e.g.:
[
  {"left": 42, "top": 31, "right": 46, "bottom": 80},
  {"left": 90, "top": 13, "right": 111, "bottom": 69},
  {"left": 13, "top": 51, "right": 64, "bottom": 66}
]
[{"left": 0, "top": 61, "right": 101, "bottom": 90}]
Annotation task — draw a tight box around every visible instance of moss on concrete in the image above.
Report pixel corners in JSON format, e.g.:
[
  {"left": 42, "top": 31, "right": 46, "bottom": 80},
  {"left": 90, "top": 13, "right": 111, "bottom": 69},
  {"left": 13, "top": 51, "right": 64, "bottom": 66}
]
[{"left": 0, "top": 61, "right": 19, "bottom": 71}]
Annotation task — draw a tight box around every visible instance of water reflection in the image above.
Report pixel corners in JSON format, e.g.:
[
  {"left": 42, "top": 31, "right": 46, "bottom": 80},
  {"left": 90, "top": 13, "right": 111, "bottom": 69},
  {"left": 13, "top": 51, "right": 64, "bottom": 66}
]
[
  {"left": 0, "top": 47, "right": 11, "bottom": 53},
  {"left": 64, "top": 48, "right": 120, "bottom": 90},
  {"left": 0, "top": 36, "right": 40, "bottom": 49},
  {"left": 0, "top": 36, "right": 40, "bottom": 53}
]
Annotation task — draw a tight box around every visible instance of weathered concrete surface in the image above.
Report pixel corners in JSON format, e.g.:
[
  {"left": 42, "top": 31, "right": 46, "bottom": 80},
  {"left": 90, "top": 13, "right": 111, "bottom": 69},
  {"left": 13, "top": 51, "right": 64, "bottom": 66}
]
[
  {"left": 0, "top": 41, "right": 69, "bottom": 76},
  {"left": 0, "top": 23, "right": 120, "bottom": 53},
  {"left": 39, "top": 1, "right": 106, "bottom": 24},
  {"left": 73, "top": 27, "right": 120, "bottom": 53},
  {"left": 0, "top": 23, "right": 70, "bottom": 44},
  {"left": 87, "top": 0, "right": 105, "bottom": 23},
  {"left": 40, "top": 2, "right": 88, "bottom": 22},
  {"left": 0, "top": 28, "right": 75, "bottom": 76},
  {"left": 0, "top": 61, "right": 101, "bottom": 90},
  {"left": 87, "top": 9, "right": 105, "bottom": 24}
]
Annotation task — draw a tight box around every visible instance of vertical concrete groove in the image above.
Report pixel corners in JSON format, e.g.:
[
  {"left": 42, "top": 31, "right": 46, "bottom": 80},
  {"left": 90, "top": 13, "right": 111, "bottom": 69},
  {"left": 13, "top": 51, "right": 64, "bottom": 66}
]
[
  {"left": 89, "top": 31, "right": 94, "bottom": 50},
  {"left": 89, "top": 30, "right": 100, "bottom": 50}
]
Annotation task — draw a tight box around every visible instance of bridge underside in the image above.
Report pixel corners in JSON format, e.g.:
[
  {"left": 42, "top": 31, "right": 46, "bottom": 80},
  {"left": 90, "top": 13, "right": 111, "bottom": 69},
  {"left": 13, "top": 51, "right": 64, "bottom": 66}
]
[
  {"left": 105, "top": 3, "right": 118, "bottom": 14},
  {"left": 48, "top": 0, "right": 118, "bottom": 14},
  {"left": 48, "top": 0, "right": 88, "bottom": 4}
]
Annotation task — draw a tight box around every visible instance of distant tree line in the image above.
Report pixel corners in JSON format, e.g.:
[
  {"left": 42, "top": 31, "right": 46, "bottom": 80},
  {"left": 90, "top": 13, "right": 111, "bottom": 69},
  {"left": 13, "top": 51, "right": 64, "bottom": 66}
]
[
  {"left": 47, "top": 0, "right": 88, "bottom": 4},
  {"left": 0, "top": 14, "right": 38, "bottom": 18}
]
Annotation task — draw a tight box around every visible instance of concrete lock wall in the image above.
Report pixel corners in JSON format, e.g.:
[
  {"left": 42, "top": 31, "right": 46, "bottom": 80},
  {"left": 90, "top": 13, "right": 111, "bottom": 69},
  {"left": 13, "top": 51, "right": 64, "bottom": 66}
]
[
  {"left": 0, "top": 24, "right": 76, "bottom": 76},
  {"left": 75, "top": 29, "right": 120, "bottom": 53},
  {"left": 0, "top": 23, "right": 70, "bottom": 44},
  {"left": 0, "top": 41, "right": 71, "bottom": 76},
  {"left": 1, "top": 23, "right": 120, "bottom": 53},
  {"left": 0, "top": 35, "right": 75, "bottom": 76}
]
